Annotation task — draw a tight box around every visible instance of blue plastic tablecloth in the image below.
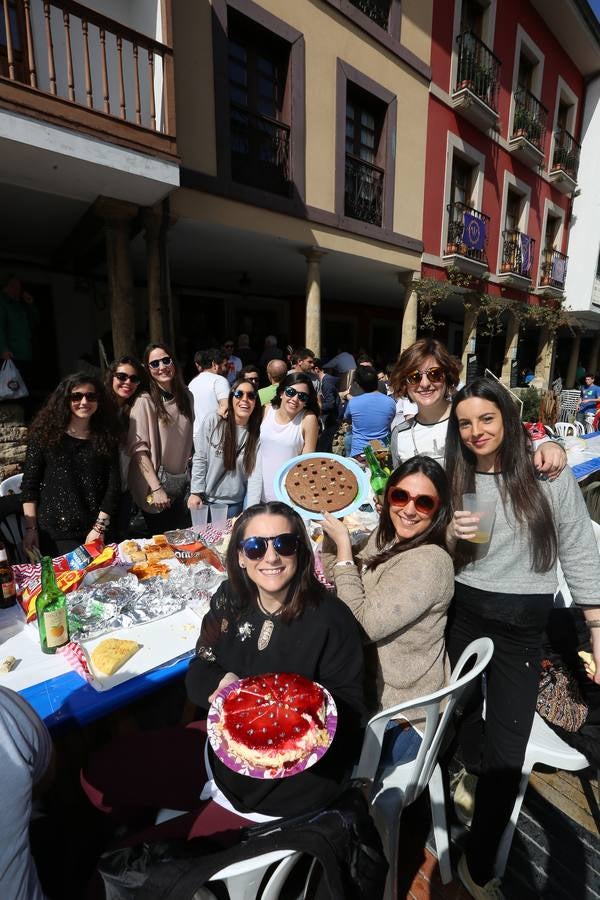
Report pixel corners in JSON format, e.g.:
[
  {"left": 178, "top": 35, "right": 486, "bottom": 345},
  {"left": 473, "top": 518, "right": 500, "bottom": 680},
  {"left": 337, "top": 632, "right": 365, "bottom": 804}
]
[
  {"left": 20, "top": 654, "right": 192, "bottom": 731},
  {"left": 571, "top": 431, "right": 600, "bottom": 482}
]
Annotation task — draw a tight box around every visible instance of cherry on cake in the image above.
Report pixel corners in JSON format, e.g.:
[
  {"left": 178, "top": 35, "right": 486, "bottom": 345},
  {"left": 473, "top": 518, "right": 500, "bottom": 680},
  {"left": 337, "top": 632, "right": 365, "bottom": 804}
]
[{"left": 219, "top": 672, "right": 330, "bottom": 769}]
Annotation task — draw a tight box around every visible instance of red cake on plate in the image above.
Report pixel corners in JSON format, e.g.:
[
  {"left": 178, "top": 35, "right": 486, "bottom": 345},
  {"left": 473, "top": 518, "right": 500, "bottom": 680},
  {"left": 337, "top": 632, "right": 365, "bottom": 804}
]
[{"left": 219, "top": 672, "right": 330, "bottom": 770}]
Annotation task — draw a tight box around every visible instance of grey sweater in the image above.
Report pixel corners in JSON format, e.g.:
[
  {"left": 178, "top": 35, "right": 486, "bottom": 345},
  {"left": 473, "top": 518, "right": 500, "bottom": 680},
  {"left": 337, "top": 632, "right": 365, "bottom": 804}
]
[
  {"left": 456, "top": 468, "right": 600, "bottom": 604},
  {"left": 190, "top": 413, "right": 262, "bottom": 506},
  {"left": 322, "top": 532, "right": 455, "bottom": 719}
]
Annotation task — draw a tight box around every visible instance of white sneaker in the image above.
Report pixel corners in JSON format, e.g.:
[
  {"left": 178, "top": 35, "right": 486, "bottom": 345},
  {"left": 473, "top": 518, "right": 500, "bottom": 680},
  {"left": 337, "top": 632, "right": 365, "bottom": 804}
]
[
  {"left": 452, "top": 768, "right": 478, "bottom": 826},
  {"left": 458, "top": 855, "right": 505, "bottom": 899}
]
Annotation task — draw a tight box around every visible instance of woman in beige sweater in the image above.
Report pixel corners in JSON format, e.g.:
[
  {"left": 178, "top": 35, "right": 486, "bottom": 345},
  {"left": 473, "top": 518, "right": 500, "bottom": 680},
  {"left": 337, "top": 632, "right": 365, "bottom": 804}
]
[
  {"left": 127, "top": 344, "right": 194, "bottom": 533},
  {"left": 322, "top": 455, "right": 454, "bottom": 766}
]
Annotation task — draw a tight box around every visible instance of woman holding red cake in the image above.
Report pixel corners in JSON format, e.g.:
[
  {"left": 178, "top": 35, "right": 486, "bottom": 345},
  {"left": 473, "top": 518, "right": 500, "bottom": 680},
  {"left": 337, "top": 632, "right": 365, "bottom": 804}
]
[{"left": 82, "top": 501, "right": 365, "bottom": 845}]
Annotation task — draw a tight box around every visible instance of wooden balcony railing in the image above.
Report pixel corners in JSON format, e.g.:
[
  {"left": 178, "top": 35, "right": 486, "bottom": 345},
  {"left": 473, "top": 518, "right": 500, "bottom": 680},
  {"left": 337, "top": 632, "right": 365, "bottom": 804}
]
[
  {"left": 344, "top": 154, "right": 384, "bottom": 226},
  {"left": 348, "top": 0, "right": 390, "bottom": 29},
  {"left": 0, "top": 0, "right": 175, "bottom": 155},
  {"left": 501, "top": 229, "right": 535, "bottom": 279},
  {"left": 540, "top": 248, "right": 568, "bottom": 290},
  {"left": 551, "top": 127, "right": 581, "bottom": 181},
  {"left": 455, "top": 31, "right": 500, "bottom": 113},
  {"left": 446, "top": 201, "right": 490, "bottom": 265},
  {"left": 230, "top": 105, "right": 290, "bottom": 196},
  {"left": 512, "top": 86, "right": 548, "bottom": 152}
]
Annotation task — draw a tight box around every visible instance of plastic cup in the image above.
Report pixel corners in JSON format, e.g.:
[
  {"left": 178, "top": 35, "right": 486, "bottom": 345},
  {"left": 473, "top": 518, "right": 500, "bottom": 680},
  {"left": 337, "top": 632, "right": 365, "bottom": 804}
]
[
  {"left": 462, "top": 494, "right": 497, "bottom": 544},
  {"left": 210, "top": 504, "right": 228, "bottom": 528},
  {"left": 190, "top": 505, "right": 208, "bottom": 528}
]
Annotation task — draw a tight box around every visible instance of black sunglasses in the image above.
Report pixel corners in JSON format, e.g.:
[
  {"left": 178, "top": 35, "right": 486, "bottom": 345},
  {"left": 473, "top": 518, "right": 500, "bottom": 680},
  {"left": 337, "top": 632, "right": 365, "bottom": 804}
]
[
  {"left": 238, "top": 533, "right": 300, "bottom": 560},
  {"left": 284, "top": 387, "right": 310, "bottom": 402},
  {"left": 70, "top": 392, "right": 98, "bottom": 403},
  {"left": 404, "top": 367, "right": 445, "bottom": 386},
  {"left": 387, "top": 487, "right": 439, "bottom": 515},
  {"left": 114, "top": 372, "right": 141, "bottom": 384},
  {"left": 148, "top": 356, "right": 172, "bottom": 369},
  {"left": 233, "top": 389, "right": 257, "bottom": 400}
]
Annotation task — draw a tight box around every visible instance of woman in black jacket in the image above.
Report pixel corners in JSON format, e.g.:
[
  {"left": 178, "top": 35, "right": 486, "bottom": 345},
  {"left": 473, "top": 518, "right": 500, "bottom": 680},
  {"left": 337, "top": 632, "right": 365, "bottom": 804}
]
[{"left": 21, "top": 372, "right": 120, "bottom": 556}]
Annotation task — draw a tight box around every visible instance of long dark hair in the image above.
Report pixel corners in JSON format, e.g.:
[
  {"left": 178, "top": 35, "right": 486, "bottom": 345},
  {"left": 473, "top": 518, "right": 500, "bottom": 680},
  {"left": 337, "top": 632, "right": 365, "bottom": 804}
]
[
  {"left": 105, "top": 355, "right": 147, "bottom": 415},
  {"left": 28, "top": 372, "right": 119, "bottom": 456},
  {"left": 143, "top": 343, "right": 193, "bottom": 423},
  {"left": 445, "top": 377, "right": 557, "bottom": 572},
  {"left": 366, "top": 456, "right": 451, "bottom": 570},
  {"left": 216, "top": 378, "right": 262, "bottom": 475},
  {"left": 226, "top": 501, "right": 327, "bottom": 624},
  {"left": 271, "top": 372, "right": 320, "bottom": 418}
]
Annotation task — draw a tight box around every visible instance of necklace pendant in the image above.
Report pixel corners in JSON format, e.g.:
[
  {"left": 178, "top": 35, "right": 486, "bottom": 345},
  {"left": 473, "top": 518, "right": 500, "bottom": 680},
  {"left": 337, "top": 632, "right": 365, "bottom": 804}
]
[{"left": 258, "top": 619, "right": 275, "bottom": 651}]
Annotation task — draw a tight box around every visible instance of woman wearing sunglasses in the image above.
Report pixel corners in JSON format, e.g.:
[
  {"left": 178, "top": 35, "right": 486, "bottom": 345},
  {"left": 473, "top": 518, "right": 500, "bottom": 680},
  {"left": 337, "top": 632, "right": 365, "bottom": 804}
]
[
  {"left": 443, "top": 377, "right": 600, "bottom": 899},
  {"left": 260, "top": 372, "right": 319, "bottom": 501},
  {"left": 389, "top": 338, "right": 566, "bottom": 479},
  {"left": 105, "top": 356, "right": 146, "bottom": 538},
  {"left": 188, "top": 378, "right": 262, "bottom": 520},
  {"left": 321, "top": 457, "right": 454, "bottom": 765},
  {"left": 127, "top": 344, "right": 194, "bottom": 533},
  {"left": 82, "top": 501, "right": 364, "bottom": 837},
  {"left": 21, "top": 373, "right": 120, "bottom": 556}
]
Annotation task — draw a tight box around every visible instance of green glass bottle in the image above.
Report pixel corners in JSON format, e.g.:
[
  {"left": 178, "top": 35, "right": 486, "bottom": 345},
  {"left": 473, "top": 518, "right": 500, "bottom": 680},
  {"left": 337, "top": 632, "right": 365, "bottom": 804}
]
[
  {"left": 363, "top": 444, "right": 389, "bottom": 499},
  {"left": 36, "top": 556, "right": 69, "bottom": 654}
]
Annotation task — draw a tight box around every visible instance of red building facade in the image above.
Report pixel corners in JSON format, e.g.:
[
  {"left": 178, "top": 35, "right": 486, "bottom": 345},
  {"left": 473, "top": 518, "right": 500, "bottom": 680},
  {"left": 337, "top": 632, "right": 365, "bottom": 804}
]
[{"left": 421, "top": 0, "right": 589, "bottom": 386}]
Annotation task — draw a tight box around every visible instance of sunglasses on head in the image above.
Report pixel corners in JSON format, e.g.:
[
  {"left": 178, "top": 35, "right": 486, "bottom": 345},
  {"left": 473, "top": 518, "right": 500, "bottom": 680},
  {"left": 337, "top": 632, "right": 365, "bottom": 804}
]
[
  {"left": 239, "top": 532, "right": 300, "bottom": 560},
  {"left": 404, "top": 367, "right": 446, "bottom": 385},
  {"left": 114, "top": 372, "right": 141, "bottom": 384},
  {"left": 387, "top": 487, "right": 439, "bottom": 515},
  {"left": 284, "top": 387, "right": 310, "bottom": 402},
  {"left": 70, "top": 391, "right": 98, "bottom": 403},
  {"left": 233, "top": 389, "right": 256, "bottom": 400},
  {"left": 148, "top": 356, "right": 172, "bottom": 369}
]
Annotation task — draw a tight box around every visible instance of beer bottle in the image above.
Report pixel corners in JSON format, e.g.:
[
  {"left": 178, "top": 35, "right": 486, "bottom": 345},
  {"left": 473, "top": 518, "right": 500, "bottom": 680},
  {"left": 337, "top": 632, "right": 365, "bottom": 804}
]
[
  {"left": 36, "top": 556, "right": 69, "bottom": 654},
  {"left": 0, "top": 541, "right": 17, "bottom": 609},
  {"left": 363, "top": 444, "right": 389, "bottom": 499}
]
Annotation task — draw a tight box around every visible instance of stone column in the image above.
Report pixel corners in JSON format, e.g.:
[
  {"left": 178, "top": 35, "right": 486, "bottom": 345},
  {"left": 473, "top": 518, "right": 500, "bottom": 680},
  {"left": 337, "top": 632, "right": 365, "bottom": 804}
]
[
  {"left": 143, "top": 206, "right": 163, "bottom": 345},
  {"left": 303, "top": 247, "right": 326, "bottom": 356},
  {"left": 461, "top": 299, "right": 479, "bottom": 375},
  {"left": 534, "top": 327, "right": 555, "bottom": 389},
  {"left": 96, "top": 198, "right": 138, "bottom": 359},
  {"left": 565, "top": 334, "right": 582, "bottom": 388},
  {"left": 399, "top": 271, "right": 419, "bottom": 352},
  {"left": 587, "top": 332, "right": 600, "bottom": 376},
  {"left": 500, "top": 311, "right": 520, "bottom": 385}
]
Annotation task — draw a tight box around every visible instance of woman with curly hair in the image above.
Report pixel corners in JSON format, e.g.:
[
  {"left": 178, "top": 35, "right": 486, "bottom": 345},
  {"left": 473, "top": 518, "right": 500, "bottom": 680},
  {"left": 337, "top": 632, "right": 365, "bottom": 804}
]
[
  {"left": 21, "top": 372, "right": 120, "bottom": 556},
  {"left": 188, "top": 377, "right": 262, "bottom": 520},
  {"left": 127, "top": 344, "right": 194, "bottom": 533},
  {"left": 260, "top": 371, "right": 319, "bottom": 501}
]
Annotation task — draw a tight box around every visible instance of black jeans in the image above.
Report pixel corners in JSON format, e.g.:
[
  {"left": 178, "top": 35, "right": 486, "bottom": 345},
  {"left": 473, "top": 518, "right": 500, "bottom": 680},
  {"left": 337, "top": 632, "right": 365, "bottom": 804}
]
[
  {"left": 447, "top": 584, "right": 553, "bottom": 885},
  {"left": 141, "top": 493, "right": 191, "bottom": 535}
]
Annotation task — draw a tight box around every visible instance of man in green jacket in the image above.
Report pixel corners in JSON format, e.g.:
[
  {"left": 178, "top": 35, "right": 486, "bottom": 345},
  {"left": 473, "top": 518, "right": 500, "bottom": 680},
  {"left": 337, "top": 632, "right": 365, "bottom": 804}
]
[{"left": 0, "top": 275, "right": 39, "bottom": 386}]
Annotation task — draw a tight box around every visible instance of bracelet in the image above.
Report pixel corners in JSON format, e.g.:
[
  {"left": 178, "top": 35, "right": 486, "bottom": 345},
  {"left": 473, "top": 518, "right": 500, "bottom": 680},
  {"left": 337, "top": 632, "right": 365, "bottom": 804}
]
[
  {"left": 333, "top": 560, "right": 355, "bottom": 568},
  {"left": 149, "top": 485, "right": 163, "bottom": 494},
  {"left": 587, "top": 620, "right": 600, "bottom": 629}
]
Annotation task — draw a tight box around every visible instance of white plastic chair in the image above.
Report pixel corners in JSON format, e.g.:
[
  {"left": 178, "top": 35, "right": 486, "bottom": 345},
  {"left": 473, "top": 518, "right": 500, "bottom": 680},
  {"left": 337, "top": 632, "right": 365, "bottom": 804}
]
[
  {"left": 354, "top": 637, "right": 494, "bottom": 898},
  {"left": 558, "top": 390, "right": 581, "bottom": 423},
  {"left": 495, "top": 712, "right": 597, "bottom": 877},
  {"left": 554, "top": 421, "right": 577, "bottom": 437},
  {"left": 0, "top": 473, "right": 22, "bottom": 496}
]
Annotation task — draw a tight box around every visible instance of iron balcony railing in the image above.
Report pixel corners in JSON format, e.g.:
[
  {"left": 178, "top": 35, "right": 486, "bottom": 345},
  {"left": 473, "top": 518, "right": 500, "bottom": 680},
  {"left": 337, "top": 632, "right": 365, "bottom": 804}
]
[
  {"left": 501, "top": 229, "right": 535, "bottom": 279},
  {"left": 446, "top": 201, "right": 490, "bottom": 265},
  {"left": 345, "top": 154, "right": 384, "bottom": 226},
  {"left": 348, "top": 0, "right": 390, "bottom": 28},
  {"left": 512, "top": 86, "right": 548, "bottom": 152},
  {"left": 551, "top": 127, "right": 581, "bottom": 181},
  {"left": 455, "top": 31, "right": 500, "bottom": 113},
  {"left": 539, "top": 248, "right": 568, "bottom": 290},
  {"left": 230, "top": 105, "right": 290, "bottom": 195},
  {"left": 0, "top": 0, "right": 174, "bottom": 136}
]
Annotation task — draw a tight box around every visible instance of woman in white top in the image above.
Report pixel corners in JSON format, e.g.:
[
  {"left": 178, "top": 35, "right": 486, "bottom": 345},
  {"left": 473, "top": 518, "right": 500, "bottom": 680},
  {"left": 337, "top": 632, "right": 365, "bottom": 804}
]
[
  {"left": 260, "top": 372, "right": 319, "bottom": 501},
  {"left": 389, "top": 338, "right": 565, "bottom": 478}
]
